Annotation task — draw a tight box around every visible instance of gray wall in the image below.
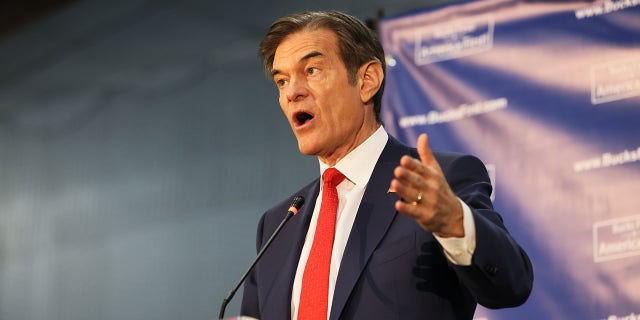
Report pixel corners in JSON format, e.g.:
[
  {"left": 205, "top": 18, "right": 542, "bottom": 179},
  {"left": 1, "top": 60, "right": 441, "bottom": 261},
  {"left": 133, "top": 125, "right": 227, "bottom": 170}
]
[{"left": 0, "top": 1, "right": 451, "bottom": 319}]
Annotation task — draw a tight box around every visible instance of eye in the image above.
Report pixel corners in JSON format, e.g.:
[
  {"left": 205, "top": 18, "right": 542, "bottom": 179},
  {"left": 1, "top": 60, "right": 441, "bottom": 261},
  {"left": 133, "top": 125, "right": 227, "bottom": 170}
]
[
  {"left": 275, "top": 78, "right": 287, "bottom": 88},
  {"left": 307, "top": 67, "right": 318, "bottom": 75}
]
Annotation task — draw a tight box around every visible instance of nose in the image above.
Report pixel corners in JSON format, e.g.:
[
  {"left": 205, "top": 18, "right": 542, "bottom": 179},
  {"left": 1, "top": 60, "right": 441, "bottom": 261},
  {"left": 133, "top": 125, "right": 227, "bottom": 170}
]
[{"left": 284, "top": 76, "right": 308, "bottom": 102}]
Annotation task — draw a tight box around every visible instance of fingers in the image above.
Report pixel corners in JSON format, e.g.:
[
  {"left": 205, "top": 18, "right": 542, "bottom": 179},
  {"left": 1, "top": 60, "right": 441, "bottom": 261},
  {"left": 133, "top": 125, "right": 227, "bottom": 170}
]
[
  {"left": 394, "top": 197, "right": 427, "bottom": 220},
  {"left": 398, "top": 155, "right": 439, "bottom": 181},
  {"left": 396, "top": 134, "right": 441, "bottom": 184},
  {"left": 390, "top": 173, "right": 428, "bottom": 222},
  {"left": 390, "top": 174, "right": 427, "bottom": 204},
  {"left": 391, "top": 133, "right": 441, "bottom": 204},
  {"left": 390, "top": 133, "right": 465, "bottom": 236}
]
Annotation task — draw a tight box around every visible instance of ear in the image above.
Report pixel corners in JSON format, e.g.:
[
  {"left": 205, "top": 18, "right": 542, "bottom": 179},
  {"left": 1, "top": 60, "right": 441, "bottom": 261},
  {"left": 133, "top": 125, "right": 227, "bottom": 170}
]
[{"left": 358, "top": 60, "right": 384, "bottom": 105}]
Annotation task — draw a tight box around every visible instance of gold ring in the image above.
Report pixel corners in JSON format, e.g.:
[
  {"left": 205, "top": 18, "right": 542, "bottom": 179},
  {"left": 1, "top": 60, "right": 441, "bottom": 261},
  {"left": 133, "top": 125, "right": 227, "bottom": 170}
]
[{"left": 413, "top": 192, "right": 423, "bottom": 205}]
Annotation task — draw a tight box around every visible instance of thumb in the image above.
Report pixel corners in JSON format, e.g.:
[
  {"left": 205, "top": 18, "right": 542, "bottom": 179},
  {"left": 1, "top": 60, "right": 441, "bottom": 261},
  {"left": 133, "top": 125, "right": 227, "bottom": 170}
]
[{"left": 417, "top": 133, "right": 440, "bottom": 169}]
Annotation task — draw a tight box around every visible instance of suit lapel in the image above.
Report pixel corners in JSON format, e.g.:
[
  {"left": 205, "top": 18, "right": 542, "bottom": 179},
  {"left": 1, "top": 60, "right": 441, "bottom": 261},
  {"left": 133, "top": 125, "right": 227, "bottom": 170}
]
[
  {"left": 262, "top": 181, "right": 320, "bottom": 319},
  {"left": 329, "top": 138, "right": 408, "bottom": 320}
]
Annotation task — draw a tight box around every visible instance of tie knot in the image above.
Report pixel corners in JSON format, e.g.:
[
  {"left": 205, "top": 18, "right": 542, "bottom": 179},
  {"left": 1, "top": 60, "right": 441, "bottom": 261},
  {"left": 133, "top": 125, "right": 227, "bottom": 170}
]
[{"left": 323, "top": 168, "right": 345, "bottom": 188}]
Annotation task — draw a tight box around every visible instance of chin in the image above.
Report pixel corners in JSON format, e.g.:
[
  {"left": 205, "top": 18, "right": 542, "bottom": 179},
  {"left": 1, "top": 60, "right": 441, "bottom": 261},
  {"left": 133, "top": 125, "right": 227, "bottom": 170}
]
[
  {"left": 296, "top": 140, "right": 319, "bottom": 156},
  {"left": 297, "top": 146, "right": 316, "bottom": 156}
]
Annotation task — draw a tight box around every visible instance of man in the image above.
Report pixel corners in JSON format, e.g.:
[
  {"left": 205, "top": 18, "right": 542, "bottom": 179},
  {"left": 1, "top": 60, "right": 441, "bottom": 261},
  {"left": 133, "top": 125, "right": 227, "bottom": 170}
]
[{"left": 241, "top": 10, "right": 533, "bottom": 320}]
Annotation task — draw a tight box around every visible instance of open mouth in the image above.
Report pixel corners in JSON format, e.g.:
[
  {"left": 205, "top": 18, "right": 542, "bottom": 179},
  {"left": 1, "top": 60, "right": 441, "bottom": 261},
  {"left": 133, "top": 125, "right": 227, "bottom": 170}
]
[{"left": 293, "top": 111, "right": 314, "bottom": 126}]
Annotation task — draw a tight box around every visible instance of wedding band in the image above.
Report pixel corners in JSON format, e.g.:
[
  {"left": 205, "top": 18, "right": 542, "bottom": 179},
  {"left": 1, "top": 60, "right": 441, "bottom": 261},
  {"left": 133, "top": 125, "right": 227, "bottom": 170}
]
[{"left": 413, "top": 192, "right": 423, "bottom": 205}]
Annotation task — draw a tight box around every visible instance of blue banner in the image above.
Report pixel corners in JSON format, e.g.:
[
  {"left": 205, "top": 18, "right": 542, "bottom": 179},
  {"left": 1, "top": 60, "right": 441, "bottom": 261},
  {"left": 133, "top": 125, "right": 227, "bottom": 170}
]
[{"left": 379, "top": 0, "right": 640, "bottom": 319}]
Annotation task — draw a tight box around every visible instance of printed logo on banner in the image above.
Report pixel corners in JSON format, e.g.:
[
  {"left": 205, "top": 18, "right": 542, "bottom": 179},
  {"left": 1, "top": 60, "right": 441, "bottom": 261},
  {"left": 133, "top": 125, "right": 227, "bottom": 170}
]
[
  {"left": 573, "top": 146, "right": 640, "bottom": 172},
  {"left": 398, "top": 97, "right": 507, "bottom": 128},
  {"left": 593, "top": 215, "right": 640, "bottom": 262},
  {"left": 413, "top": 14, "right": 494, "bottom": 65},
  {"left": 590, "top": 58, "right": 640, "bottom": 105},
  {"left": 575, "top": 0, "right": 640, "bottom": 19},
  {"left": 605, "top": 311, "right": 640, "bottom": 320}
]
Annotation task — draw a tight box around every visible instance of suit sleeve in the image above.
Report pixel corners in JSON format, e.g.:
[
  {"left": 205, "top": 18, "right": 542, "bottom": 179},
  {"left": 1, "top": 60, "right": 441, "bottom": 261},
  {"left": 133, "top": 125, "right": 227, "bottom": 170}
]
[{"left": 443, "top": 154, "right": 534, "bottom": 308}]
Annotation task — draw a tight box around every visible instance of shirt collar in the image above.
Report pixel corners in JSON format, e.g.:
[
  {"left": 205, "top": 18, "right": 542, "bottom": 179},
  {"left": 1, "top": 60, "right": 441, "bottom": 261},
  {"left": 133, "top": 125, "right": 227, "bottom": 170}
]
[{"left": 319, "top": 126, "right": 389, "bottom": 187}]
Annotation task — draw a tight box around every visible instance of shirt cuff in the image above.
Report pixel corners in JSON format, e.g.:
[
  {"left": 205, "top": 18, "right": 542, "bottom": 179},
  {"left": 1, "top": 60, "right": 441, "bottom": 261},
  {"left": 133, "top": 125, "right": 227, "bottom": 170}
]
[{"left": 433, "top": 198, "right": 476, "bottom": 266}]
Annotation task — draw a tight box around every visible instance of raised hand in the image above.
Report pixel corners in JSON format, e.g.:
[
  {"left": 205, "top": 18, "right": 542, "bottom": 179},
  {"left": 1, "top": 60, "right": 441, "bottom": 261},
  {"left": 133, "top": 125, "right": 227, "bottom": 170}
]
[{"left": 390, "top": 133, "right": 464, "bottom": 238}]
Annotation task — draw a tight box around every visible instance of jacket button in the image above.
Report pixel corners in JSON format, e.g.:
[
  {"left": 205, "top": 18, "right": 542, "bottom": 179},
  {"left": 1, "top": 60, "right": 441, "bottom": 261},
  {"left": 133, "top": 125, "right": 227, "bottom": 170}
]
[{"left": 484, "top": 264, "right": 498, "bottom": 276}]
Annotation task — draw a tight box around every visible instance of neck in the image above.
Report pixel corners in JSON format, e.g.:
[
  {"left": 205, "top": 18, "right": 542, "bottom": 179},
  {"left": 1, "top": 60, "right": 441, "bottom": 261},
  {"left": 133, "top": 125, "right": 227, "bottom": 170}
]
[{"left": 318, "top": 123, "right": 381, "bottom": 166}]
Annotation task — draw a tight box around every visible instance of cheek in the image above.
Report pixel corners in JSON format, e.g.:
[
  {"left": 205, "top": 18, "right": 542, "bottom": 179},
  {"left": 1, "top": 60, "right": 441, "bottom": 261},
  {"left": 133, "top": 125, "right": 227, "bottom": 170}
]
[{"left": 278, "top": 94, "right": 287, "bottom": 112}]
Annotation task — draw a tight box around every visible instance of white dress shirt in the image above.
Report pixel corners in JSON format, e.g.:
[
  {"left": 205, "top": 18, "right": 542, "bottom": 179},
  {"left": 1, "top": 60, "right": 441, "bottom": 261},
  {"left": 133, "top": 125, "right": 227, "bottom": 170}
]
[{"left": 291, "top": 126, "right": 477, "bottom": 320}]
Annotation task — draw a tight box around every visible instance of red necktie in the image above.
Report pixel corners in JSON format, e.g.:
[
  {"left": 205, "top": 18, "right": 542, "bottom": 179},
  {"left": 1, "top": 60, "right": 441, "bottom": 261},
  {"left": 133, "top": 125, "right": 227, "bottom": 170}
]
[{"left": 298, "top": 168, "right": 345, "bottom": 320}]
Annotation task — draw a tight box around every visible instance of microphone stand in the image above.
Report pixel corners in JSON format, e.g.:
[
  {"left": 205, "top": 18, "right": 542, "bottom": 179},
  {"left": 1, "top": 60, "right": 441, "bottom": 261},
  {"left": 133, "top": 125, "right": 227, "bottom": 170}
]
[{"left": 218, "top": 196, "right": 304, "bottom": 319}]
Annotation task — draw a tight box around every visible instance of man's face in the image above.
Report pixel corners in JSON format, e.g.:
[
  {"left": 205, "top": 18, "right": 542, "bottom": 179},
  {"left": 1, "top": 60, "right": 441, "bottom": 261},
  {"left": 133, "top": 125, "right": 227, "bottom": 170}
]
[{"left": 271, "top": 28, "right": 377, "bottom": 165}]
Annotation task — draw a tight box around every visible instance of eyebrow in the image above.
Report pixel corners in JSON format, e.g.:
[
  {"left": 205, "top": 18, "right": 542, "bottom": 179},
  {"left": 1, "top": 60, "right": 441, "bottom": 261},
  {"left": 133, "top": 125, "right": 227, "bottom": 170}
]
[{"left": 271, "top": 50, "right": 325, "bottom": 77}]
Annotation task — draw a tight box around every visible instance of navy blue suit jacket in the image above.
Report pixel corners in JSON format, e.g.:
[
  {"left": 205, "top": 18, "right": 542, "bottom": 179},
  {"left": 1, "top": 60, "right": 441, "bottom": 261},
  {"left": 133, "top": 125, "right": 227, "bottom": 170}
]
[{"left": 241, "top": 136, "right": 533, "bottom": 319}]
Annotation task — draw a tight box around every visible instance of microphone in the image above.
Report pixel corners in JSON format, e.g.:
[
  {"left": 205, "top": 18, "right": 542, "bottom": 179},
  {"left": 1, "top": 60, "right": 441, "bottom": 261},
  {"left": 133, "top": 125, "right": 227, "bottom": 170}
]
[{"left": 218, "top": 195, "right": 305, "bottom": 319}]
